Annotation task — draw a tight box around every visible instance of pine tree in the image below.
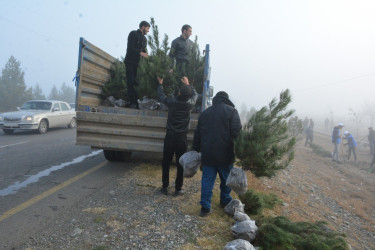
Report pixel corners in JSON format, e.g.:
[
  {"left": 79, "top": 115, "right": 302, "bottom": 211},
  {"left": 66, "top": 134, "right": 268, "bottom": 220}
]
[
  {"left": 32, "top": 84, "right": 46, "bottom": 100},
  {"left": 235, "top": 89, "right": 296, "bottom": 178},
  {"left": 0, "top": 56, "right": 32, "bottom": 111},
  {"left": 101, "top": 18, "right": 206, "bottom": 105}
]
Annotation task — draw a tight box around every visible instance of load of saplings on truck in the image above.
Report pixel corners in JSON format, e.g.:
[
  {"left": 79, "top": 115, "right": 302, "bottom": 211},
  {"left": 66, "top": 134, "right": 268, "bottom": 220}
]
[{"left": 101, "top": 18, "right": 205, "bottom": 112}]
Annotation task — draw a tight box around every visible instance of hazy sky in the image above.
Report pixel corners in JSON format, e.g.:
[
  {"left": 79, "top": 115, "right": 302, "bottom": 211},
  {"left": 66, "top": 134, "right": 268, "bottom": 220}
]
[{"left": 1, "top": 0, "right": 374, "bottom": 123}]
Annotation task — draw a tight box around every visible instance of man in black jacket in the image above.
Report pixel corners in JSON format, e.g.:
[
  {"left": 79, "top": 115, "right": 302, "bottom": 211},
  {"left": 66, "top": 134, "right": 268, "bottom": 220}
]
[
  {"left": 125, "top": 21, "right": 150, "bottom": 108},
  {"left": 169, "top": 24, "right": 193, "bottom": 78},
  {"left": 157, "top": 76, "right": 198, "bottom": 196},
  {"left": 193, "top": 91, "right": 242, "bottom": 217}
]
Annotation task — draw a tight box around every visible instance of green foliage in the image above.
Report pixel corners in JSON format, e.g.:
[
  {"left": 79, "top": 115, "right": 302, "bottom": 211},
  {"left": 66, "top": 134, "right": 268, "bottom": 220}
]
[
  {"left": 48, "top": 82, "right": 76, "bottom": 103},
  {"left": 310, "top": 143, "right": 332, "bottom": 158},
  {"left": 0, "top": 56, "right": 32, "bottom": 112},
  {"left": 101, "top": 60, "right": 127, "bottom": 100},
  {"left": 235, "top": 89, "right": 296, "bottom": 178},
  {"left": 102, "top": 17, "right": 205, "bottom": 102},
  {"left": 239, "top": 189, "right": 283, "bottom": 215},
  {"left": 288, "top": 116, "right": 303, "bottom": 137},
  {"left": 255, "top": 216, "right": 349, "bottom": 250},
  {"left": 31, "top": 84, "right": 46, "bottom": 100}
]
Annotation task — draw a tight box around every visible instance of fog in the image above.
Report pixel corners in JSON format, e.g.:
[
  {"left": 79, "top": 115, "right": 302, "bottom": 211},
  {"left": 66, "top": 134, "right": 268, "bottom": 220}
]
[{"left": 1, "top": 0, "right": 374, "bottom": 136}]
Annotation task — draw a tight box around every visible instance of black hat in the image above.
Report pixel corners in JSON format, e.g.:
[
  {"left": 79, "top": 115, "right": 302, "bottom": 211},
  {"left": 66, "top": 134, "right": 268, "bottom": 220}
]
[
  {"left": 179, "top": 85, "right": 192, "bottom": 99},
  {"left": 139, "top": 21, "right": 151, "bottom": 28},
  {"left": 215, "top": 91, "right": 229, "bottom": 99}
]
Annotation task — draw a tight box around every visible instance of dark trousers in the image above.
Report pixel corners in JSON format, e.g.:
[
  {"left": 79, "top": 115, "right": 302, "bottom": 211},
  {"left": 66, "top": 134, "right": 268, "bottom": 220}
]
[
  {"left": 162, "top": 132, "right": 188, "bottom": 191},
  {"left": 125, "top": 63, "right": 139, "bottom": 107},
  {"left": 348, "top": 147, "right": 357, "bottom": 161}
]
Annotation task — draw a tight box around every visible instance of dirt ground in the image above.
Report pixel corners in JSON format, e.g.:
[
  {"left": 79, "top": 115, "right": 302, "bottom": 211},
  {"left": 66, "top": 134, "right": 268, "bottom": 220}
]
[
  {"left": 257, "top": 131, "right": 375, "bottom": 249},
  {"left": 16, "top": 130, "right": 375, "bottom": 249}
]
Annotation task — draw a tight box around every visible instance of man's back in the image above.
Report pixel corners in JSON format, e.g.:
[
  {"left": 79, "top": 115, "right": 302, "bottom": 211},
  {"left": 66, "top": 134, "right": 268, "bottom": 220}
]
[{"left": 194, "top": 94, "right": 242, "bottom": 166}]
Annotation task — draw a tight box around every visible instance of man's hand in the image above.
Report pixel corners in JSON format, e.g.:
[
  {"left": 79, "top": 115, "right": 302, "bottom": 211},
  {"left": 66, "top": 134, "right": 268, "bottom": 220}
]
[
  {"left": 140, "top": 52, "right": 149, "bottom": 58},
  {"left": 181, "top": 76, "right": 189, "bottom": 85},
  {"left": 169, "top": 68, "right": 173, "bottom": 73},
  {"left": 157, "top": 76, "right": 164, "bottom": 85}
]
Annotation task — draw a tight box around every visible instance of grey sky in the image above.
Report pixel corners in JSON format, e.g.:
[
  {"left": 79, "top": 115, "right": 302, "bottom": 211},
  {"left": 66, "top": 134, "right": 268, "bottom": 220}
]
[{"left": 1, "top": 0, "right": 374, "bottom": 124}]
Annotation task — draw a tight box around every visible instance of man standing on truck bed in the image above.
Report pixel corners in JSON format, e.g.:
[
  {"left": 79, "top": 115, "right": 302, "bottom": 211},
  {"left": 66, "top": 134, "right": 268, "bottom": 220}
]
[
  {"left": 169, "top": 24, "right": 193, "bottom": 78},
  {"left": 157, "top": 76, "right": 198, "bottom": 196},
  {"left": 125, "top": 21, "right": 150, "bottom": 109}
]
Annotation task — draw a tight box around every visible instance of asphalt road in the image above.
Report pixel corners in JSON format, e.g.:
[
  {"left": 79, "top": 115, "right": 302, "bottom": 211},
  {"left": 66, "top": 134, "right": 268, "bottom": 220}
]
[{"left": 0, "top": 127, "right": 135, "bottom": 248}]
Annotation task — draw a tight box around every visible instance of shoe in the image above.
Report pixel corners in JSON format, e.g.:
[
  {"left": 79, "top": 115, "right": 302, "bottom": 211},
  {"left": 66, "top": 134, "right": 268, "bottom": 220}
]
[
  {"left": 173, "top": 189, "right": 184, "bottom": 196},
  {"left": 199, "top": 207, "right": 210, "bottom": 217},
  {"left": 337, "top": 161, "right": 342, "bottom": 164},
  {"left": 219, "top": 202, "right": 229, "bottom": 208},
  {"left": 160, "top": 187, "right": 168, "bottom": 195}
]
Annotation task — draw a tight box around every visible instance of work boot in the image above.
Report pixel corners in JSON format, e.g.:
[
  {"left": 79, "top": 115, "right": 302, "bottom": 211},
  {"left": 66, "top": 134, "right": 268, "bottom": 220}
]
[
  {"left": 173, "top": 189, "right": 184, "bottom": 196},
  {"left": 160, "top": 187, "right": 168, "bottom": 195},
  {"left": 199, "top": 207, "right": 210, "bottom": 217}
]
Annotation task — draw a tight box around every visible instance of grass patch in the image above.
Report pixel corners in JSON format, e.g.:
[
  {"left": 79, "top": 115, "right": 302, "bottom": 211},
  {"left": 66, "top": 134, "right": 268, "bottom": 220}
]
[
  {"left": 82, "top": 207, "right": 107, "bottom": 214},
  {"left": 254, "top": 216, "right": 349, "bottom": 250},
  {"left": 93, "top": 217, "right": 104, "bottom": 223},
  {"left": 239, "top": 189, "right": 283, "bottom": 215},
  {"left": 310, "top": 143, "right": 332, "bottom": 158}
]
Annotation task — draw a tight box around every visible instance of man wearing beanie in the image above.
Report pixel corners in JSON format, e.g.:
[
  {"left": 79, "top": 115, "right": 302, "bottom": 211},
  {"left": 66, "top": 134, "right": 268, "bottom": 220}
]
[
  {"left": 124, "top": 20, "right": 150, "bottom": 109},
  {"left": 157, "top": 76, "right": 198, "bottom": 196},
  {"left": 193, "top": 91, "right": 242, "bottom": 217}
]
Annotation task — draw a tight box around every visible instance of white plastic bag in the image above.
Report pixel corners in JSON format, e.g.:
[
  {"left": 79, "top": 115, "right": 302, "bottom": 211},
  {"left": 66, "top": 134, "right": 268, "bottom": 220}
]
[
  {"left": 179, "top": 151, "right": 201, "bottom": 178},
  {"left": 224, "top": 239, "right": 255, "bottom": 250},
  {"left": 226, "top": 167, "right": 248, "bottom": 195},
  {"left": 231, "top": 220, "right": 258, "bottom": 242}
]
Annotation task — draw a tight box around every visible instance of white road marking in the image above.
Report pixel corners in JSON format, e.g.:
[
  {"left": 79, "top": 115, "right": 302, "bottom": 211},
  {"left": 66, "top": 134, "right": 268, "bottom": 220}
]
[
  {"left": 0, "top": 141, "right": 28, "bottom": 149},
  {"left": 0, "top": 150, "right": 103, "bottom": 196}
]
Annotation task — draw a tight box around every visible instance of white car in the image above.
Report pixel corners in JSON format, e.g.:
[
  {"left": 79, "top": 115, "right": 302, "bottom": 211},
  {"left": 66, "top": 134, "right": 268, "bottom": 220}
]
[{"left": 0, "top": 100, "right": 76, "bottom": 134}]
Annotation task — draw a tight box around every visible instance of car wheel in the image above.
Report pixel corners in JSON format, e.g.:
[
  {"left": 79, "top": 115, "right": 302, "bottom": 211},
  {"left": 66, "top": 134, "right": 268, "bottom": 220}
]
[
  {"left": 68, "top": 117, "right": 77, "bottom": 128},
  {"left": 38, "top": 119, "right": 48, "bottom": 134},
  {"left": 3, "top": 129, "right": 14, "bottom": 134}
]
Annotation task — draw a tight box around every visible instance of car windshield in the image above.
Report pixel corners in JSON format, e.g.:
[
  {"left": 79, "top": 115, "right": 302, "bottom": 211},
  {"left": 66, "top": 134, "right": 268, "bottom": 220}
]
[{"left": 20, "top": 101, "right": 52, "bottom": 110}]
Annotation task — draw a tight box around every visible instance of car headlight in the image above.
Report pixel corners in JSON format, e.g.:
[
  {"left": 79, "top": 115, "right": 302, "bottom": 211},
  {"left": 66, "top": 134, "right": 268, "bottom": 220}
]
[
  {"left": 0, "top": 116, "right": 3, "bottom": 121},
  {"left": 24, "top": 116, "right": 33, "bottom": 121}
]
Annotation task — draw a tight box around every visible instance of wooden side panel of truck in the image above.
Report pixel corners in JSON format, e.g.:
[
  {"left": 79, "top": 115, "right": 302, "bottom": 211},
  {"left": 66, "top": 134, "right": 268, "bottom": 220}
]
[{"left": 74, "top": 38, "right": 207, "bottom": 157}]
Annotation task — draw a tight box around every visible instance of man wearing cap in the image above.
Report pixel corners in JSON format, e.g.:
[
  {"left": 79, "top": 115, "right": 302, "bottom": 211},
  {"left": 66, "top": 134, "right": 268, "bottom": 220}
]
[
  {"left": 157, "top": 76, "right": 198, "bottom": 196},
  {"left": 193, "top": 91, "right": 242, "bottom": 217},
  {"left": 332, "top": 123, "right": 344, "bottom": 163},
  {"left": 343, "top": 131, "right": 357, "bottom": 161},
  {"left": 125, "top": 21, "right": 150, "bottom": 109},
  {"left": 368, "top": 127, "right": 375, "bottom": 155}
]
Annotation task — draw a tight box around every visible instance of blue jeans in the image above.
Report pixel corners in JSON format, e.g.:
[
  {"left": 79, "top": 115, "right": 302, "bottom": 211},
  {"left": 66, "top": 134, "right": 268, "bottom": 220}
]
[{"left": 200, "top": 164, "right": 233, "bottom": 210}]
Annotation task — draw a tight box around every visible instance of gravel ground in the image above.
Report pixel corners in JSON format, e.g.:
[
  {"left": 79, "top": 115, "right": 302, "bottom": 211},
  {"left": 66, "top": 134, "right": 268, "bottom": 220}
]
[
  {"left": 14, "top": 131, "right": 375, "bottom": 249},
  {"left": 19, "top": 163, "right": 204, "bottom": 250}
]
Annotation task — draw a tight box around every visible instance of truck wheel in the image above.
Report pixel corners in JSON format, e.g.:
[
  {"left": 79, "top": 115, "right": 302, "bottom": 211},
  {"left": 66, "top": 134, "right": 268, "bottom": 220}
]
[
  {"left": 103, "top": 150, "right": 116, "bottom": 161},
  {"left": 115, "top": 151, "right": 132, "bottom": 161}
]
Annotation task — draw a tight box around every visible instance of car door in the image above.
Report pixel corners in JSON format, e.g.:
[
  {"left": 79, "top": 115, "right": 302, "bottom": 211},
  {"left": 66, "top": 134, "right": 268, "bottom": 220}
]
[
  {"left": 59, "top": 102, "right": 73, "bottom": 125},
  {"left": 48, "top": 102, "right": 63, "bottom": 127}
]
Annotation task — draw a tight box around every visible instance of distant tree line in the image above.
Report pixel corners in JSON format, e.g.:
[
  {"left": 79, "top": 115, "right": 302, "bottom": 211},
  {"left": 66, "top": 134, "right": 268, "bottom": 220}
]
[{"left": 0, "top": 56, "right": 75, "bottom": 112}]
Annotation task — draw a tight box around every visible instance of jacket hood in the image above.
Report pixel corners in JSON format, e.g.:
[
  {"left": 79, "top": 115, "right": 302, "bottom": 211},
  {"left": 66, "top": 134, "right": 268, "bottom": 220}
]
[{"left": 212, "top": 95, "right": 235, "bottom": 108}]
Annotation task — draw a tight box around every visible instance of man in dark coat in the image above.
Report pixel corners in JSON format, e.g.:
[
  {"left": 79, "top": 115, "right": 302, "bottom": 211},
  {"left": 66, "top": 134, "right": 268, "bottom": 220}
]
[
  {"left": 125, "top": 21, "right": 150, "bottom": 108},
  {"left": 169, "top": 24, "right": 193, "bottom": 78},
  {"left": 193, "top": 91, "right": 242, "bottom": 217},
  {"left": 157, "top": 76, "right": 198, "bottom": 196}
]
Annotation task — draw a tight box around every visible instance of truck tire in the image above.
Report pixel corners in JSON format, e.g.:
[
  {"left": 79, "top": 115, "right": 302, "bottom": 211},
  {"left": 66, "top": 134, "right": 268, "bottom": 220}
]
[
  {"left": 103, "top": 150, "right": 116, "bottom": 161},
  {"left": 103, "top": 150, "right": 132, "bottom": 162},
  {"left": 115, "top": 151, "right": 132, "bottom": 161}
]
